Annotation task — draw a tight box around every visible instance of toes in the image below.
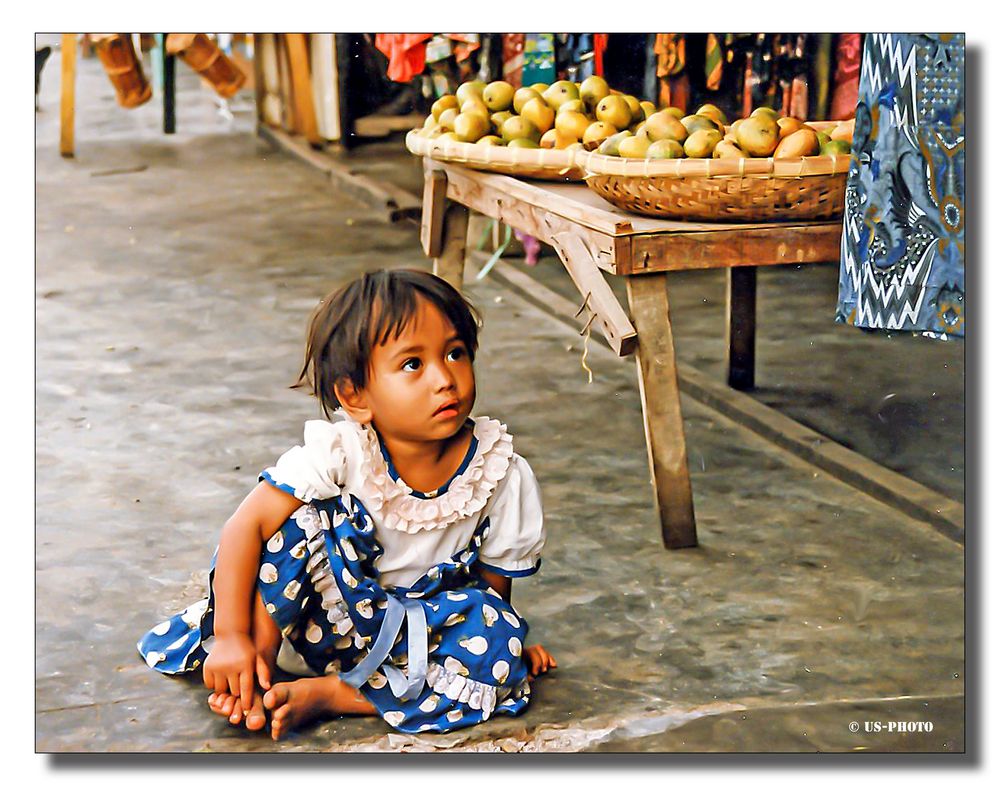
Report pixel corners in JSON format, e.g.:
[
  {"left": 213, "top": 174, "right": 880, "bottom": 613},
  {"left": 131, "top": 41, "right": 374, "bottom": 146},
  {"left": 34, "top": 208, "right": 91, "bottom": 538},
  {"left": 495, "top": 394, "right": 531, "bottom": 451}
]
[
  {"left": 222, "top": 694, "right": 237, "bottom": 719},
  {"left": 271, "top": 708, "right": 289, "bottom": 741},
  {"left": 208, "top": 693, "right": 228, "bottom": 716},
  {"left": 245, "top": 693, "right": 267, "bottom": 732},
  {"left": 228, "top": 697, "right": 244, "bottom": 725},
  {"left": 263, "top": 684, "right": 287, "bottom": 712}
]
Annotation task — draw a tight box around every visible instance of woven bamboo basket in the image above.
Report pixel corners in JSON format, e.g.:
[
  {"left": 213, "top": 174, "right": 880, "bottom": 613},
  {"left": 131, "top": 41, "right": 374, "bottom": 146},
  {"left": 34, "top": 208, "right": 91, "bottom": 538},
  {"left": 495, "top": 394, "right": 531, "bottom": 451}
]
[
  {"left": 576, "top": 122, "right": 850, "bottom": 222},
  {"left": 405, "top": 130, "right": 585, "bottom": 181},
  {"left": 90, "top": 34, "right": 152, "bottom": 109},
  {"left": 166, "top": 34, "right": 247, "bottom": 98}
]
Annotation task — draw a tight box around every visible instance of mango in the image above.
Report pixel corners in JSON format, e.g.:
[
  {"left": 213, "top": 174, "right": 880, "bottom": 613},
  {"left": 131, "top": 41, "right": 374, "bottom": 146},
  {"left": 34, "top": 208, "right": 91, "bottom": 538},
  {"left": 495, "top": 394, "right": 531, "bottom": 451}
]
[
  {"left": 646, "top": 139, "right": 685, "bottom": 159},
  {"left": 507, "top": 137, "right": 540, "bottom": 149},
  {"left": 713, "top": 140, "right": 749, "bottom": 159},
  {"left": 777, "top": 116, "right": 805, "bottom": 139},
  {"left": 596, "top": 95, "right": 633, "bottom": 130},
  {"left": 583, "top": 120, "right": 619, "bottom": 146},
  {"left": 623, "top": 95, "right": 644, "bottom": 123},
  {"left": 645, "top": 111, "right": 688, "bottom": 143},
  {"left": 618, "top": 135, "right": 651, "bottom": 158},
  {"left": 482, "top": 81, "right": 515, "bottom": 111},
  {"left": 431, "top": 95, "right": 459, "bottom": 121},
  {"left": 773, "top": 128, "right": 820, "bottom": 159},
  {"left": 437, "top": 107, "right": 459, "bottom": 131},
  {"left": 736, "top": 114, "right": 780, "bottom": 157},
  {"left": 455, "top": 80, "right": 486, "bottom": 105},
  {"left": 820, "top": 139, "right": 852, "bottom": 156},
  {"left": 513, "top": 87, "right": 543, "bottom": 115},
  {"left": 453, "top": 112, "right": 489, "bottom": 142},
  {"left": 696, "top": 103, "right": 727, "bottom": 126},
  {"left": 501, "top": 115, "right": 541, "bottom": 143},
  {"left": 520, "top": 97, "right": 555, "bottom": 134},
  {"left": 543, "top": 81, "right": 580, "bottom": 110},
  {"left": 597, "top": 130, "right": 633, "bottom": 155},
  {"left": 681, "top": 114, "right": 721, "bottom": 135},
  {"left": 579, "top": 75, "right": 611, "bottom": 113},
  {"left": 555, "top": 110, "right": 591, "bottom": 142},
  {"left": 831, "top": 118, "right": 855, "bottom": 142},
  {"left": 684, "top": 128, "right": 723, "bottom": 158}
]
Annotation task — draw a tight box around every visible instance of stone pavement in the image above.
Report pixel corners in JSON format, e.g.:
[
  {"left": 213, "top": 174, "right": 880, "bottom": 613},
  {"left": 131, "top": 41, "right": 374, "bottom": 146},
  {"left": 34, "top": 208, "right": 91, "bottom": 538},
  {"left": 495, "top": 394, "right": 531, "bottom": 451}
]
[{"left": 35, "top": 44, "right": 963, "bottom": 753}]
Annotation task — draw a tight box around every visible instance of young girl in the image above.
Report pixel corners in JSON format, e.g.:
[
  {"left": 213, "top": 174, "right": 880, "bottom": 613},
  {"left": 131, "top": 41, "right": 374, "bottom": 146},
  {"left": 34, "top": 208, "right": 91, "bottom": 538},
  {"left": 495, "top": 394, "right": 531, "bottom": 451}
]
[{"left": 137, "top": 268, "right": 556, "bottom": 740}]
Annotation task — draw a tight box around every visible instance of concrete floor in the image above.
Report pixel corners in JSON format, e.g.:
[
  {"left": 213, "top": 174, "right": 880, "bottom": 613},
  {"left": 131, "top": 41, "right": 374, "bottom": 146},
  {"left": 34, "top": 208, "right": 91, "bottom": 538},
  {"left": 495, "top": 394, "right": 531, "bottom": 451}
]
[{"left": 35, "top": 46, "right": 964, "bottom": 753}]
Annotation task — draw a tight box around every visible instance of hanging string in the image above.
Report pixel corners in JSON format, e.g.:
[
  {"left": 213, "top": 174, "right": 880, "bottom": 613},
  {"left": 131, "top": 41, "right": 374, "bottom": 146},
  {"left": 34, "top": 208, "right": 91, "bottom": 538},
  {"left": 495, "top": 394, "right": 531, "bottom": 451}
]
[
  {"left": 579, "top": 311, "right": 596, "bottom": 385},
  {"left": 475, "top": 218, "right": 494, "bottom": 251},
  {"left": 476, "top": 222, "right": 513, "bottom": 281}
]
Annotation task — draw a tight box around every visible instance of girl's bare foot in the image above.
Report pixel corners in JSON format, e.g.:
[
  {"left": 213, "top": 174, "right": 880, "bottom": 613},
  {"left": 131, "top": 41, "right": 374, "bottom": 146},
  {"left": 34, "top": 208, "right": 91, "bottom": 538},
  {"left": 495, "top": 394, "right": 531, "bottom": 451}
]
[
  {"left": 207, "top": 691, "right": 267, "bottom": 731},
  {"left": 263, "top": 675, "right": 376, "bottom": 741}
]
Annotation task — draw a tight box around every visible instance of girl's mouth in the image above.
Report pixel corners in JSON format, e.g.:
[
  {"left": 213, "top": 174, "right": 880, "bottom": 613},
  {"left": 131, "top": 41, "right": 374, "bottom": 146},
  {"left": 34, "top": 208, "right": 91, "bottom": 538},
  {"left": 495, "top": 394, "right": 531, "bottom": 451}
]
[{"left": 433, "top": 401, "right": 460, "bottom": 418}]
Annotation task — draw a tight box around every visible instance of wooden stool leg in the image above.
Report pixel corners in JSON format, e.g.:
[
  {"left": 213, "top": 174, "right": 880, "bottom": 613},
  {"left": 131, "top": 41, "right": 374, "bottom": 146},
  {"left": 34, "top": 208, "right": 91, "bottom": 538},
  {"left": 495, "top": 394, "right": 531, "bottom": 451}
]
[
  {"left": 59, "top": 34, "right": 76, "bottom": 158},
  {"left": 726, "top": 266, "right": 757, "bottom": 390},
  {"left": 433, "top": 201, "right": 469, "bottom": 292},
  {"left": 626, "top": 273, "right": 697, "bottom": 549}
]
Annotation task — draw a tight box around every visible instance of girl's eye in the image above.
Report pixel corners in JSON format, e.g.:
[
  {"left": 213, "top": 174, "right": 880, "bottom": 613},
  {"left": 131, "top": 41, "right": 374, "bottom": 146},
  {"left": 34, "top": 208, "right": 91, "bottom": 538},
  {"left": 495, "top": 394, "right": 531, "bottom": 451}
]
[
  {"left": 447, "top": 347, "right": 465, "bottom": 361},
  {"left": 402, "top": 358, "right": 421, "bottom": 372}
]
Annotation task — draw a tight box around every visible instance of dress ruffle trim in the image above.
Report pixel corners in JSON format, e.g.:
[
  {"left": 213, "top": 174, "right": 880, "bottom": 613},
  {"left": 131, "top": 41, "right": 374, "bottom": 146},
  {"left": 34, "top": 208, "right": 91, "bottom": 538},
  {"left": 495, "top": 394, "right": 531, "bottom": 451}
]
[
  {"left": 356, "top": 416, "right": 514, "bottom": 533},
  {"left": 425, "top": 660, "right": 514, "bottom": 719},
  {"left": 291, "top": 506, "right": 355, "bottom": 637}
]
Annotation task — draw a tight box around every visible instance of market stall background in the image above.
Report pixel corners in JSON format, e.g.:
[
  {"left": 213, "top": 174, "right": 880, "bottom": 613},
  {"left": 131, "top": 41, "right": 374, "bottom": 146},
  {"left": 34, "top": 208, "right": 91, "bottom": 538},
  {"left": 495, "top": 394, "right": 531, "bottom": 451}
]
[{"left": 35, "top": 32, "right": 964, "bottom": 753}]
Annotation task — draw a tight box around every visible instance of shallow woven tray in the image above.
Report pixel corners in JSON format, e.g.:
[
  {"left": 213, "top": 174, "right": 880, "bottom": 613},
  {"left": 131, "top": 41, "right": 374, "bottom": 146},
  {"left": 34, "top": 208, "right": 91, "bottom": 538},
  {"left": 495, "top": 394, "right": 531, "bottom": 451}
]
[
  {"left": 575, "top": 121, "right": 850, "bottom": 222},
  {"left": 406, "top": 130, "right": 585, "bottom": 182}
]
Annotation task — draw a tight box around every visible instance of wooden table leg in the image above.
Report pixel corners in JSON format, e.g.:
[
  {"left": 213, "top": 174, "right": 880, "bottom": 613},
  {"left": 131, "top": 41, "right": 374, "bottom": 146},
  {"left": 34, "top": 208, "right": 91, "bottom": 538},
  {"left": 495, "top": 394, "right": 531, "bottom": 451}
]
[
  {"left": 59, "top": 34, "right": 76, "bottom": 157},
  {"left": 433, "top": 201, "right": 469, "bottom": 292},
  {"left": 421, "top": 168, "right": 447, "bottom": 259},
  {"left": 286, "top": 33, "right": 321, "bottom": 147},
  {"left": 162, "top": 42, "right": 176, "bottom": 135},
  {"left": 726, "top": 266, "right": 757, "bottom": 390},
  {"left": 626, "top": 273, "right": 697, "bottom": 549}
]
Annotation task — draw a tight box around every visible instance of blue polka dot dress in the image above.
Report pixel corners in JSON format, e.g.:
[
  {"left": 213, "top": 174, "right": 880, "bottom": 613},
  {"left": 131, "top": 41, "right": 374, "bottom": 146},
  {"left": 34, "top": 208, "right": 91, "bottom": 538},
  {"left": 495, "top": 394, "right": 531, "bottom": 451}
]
[{"left": 137, "top": 414, "right": 546, "bottom": 734}]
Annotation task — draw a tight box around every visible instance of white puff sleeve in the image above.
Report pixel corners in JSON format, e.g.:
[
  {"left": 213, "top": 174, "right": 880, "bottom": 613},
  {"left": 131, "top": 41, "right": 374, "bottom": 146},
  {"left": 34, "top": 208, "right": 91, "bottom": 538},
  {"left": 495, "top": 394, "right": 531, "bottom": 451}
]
[
  {"left": 476, "top": 453, "right": 546, "bottom": 577},
  {"left": 259, "top": 418, "right": 361, "bottom": 502}
]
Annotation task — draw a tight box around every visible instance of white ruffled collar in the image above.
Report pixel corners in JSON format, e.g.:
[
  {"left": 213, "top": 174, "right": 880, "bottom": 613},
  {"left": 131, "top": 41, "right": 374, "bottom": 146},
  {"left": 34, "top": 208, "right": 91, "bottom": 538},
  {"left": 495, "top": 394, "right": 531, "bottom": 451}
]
[{"left": 348, "top": 414, "right": 514, "bottom": 533}]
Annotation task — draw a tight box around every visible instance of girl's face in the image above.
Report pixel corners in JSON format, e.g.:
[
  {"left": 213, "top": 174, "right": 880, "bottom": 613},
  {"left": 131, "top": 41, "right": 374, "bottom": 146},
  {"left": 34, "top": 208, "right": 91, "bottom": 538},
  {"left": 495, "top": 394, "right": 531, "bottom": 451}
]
[{"left": 362, "top": 296, "right": 476, "bottom": 443}]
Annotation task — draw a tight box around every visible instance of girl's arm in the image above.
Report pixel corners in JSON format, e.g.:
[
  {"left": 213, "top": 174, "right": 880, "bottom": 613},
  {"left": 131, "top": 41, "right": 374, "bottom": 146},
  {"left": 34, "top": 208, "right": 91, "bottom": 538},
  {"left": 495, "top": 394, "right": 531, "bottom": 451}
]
[
  {"left": 477, "top": 567, "right": 557, "bottom": 678},
  {"left": 203, "top": 481, "right": 304, "bottom": 709}
]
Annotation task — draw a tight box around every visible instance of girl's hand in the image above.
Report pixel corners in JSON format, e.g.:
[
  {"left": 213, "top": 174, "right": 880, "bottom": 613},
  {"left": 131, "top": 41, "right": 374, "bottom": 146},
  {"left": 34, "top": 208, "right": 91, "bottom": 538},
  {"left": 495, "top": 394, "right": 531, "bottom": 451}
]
[
  {"left": 203, "top": 631, "right": 258, "bottom": 713},
  {"left": 523, "top": 644, "right": 557, "bottom": 678}
]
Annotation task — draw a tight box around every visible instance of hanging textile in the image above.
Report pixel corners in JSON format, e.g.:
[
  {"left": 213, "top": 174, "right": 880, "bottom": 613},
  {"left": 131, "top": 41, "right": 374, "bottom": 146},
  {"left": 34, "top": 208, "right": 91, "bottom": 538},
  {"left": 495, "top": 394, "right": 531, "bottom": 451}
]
[
  {"left": 654, "top": 34, "right": 688, "bottom": 111},
  {"left": 836, "top": 33, "right": 965, "bottom": 338},
  {"left": 447, "top": 34, "right": 480, "bottom": 64},
  {"left": 829, "top": 33, "right": 862, "bottom": 120},
  {"left": 593, "top": 34, "right": 608, "bottom": 77},
  {"left": 374, "top": 34, "right": 432, "bottom": 83},
  {"left": 501, "top": 34, "right": 525, "bottom": 88},
  {"left": 811, "top": 33, "right": 834, "bottom": 119},
  {"left": 521, "top": 34, "right": 556, "bottom": 86},
  {"left": 705, "top": 34, "right": 723, "bottom": 91}
]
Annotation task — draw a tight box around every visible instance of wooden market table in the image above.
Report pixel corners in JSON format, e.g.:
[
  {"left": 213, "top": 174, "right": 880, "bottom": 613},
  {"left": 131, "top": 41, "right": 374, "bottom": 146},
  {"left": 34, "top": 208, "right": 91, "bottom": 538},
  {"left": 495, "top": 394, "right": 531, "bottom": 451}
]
[{"left": 420, "top": 159, "right": 843, "bottom": 549}]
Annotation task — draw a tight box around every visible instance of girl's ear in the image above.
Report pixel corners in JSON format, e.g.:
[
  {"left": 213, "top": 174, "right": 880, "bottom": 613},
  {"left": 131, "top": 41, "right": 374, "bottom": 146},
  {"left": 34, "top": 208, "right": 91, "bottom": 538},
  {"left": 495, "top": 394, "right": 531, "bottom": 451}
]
[{"left": 334, "top": 378, "right": 373, "bottom": 425}]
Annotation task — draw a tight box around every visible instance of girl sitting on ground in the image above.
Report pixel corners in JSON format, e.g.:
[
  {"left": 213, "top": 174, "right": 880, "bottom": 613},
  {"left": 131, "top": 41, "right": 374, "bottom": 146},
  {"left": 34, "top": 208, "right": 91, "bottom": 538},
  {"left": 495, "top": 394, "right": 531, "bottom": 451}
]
[{"left": 138, "top": 268, "right": 556, "bottom": 740}]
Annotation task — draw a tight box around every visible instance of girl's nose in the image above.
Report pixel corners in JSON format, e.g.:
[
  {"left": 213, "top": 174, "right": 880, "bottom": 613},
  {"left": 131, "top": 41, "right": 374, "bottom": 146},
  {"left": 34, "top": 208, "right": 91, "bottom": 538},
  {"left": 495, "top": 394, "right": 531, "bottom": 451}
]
[{"left": 428, "top": 360, "right": 456, "bottom": 391}]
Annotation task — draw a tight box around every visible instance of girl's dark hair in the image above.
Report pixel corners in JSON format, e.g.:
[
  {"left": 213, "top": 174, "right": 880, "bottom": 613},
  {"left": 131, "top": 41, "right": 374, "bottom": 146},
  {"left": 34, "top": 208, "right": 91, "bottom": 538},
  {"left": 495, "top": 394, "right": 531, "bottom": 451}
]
[{"left": 294, "top": 268, "right": 481, "bottom": 418}]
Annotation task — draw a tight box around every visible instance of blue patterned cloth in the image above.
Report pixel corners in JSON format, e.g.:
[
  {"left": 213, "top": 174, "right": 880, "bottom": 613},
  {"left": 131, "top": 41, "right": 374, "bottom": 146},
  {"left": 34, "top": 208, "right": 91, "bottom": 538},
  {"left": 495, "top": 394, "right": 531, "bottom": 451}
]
[
  {"left": 836, "top": 33, "right": 964, "bottom": 338},
  {"left": 137, "top": 491, "right": 533, "bottom": 734}
]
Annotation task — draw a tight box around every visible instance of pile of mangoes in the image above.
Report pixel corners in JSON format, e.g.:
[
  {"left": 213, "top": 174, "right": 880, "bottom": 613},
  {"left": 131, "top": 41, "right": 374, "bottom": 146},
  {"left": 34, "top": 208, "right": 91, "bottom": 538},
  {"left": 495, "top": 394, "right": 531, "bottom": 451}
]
[
  {"left": 594, "top": 104, "right": 855, "bottom": 160},
  {"left": 415, "top": 75, "right": 654, "bottom": 150}
]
